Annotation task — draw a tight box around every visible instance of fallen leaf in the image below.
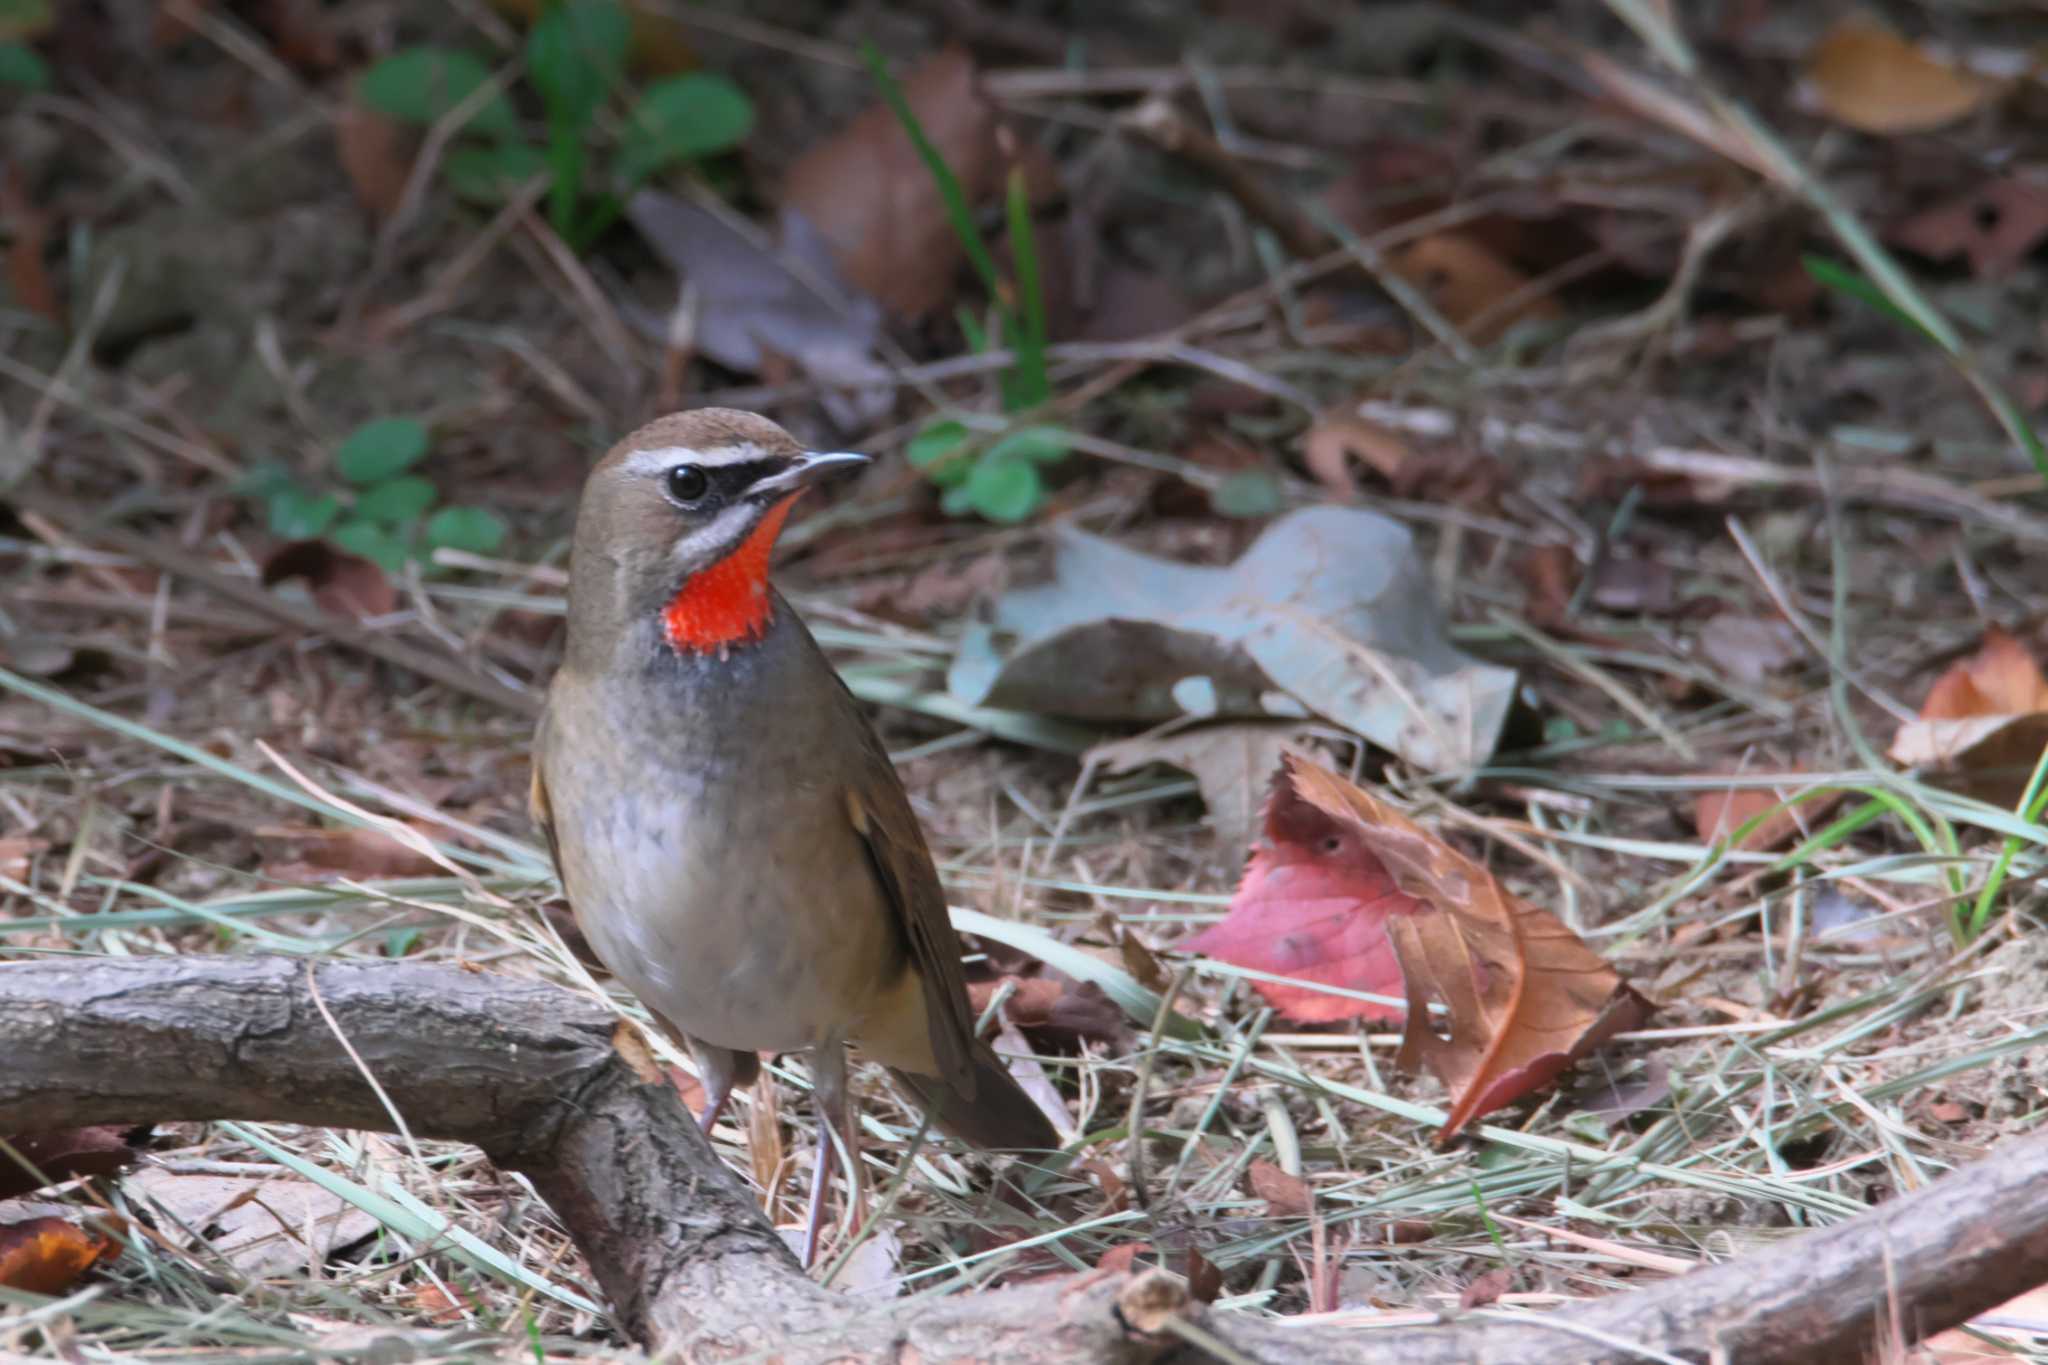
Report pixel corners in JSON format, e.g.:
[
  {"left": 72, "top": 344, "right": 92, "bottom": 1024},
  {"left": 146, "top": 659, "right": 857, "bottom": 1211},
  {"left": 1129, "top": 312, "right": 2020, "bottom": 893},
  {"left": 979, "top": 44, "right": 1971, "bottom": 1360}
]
[
  {"left": 1199, "top": 755, "right": 1652, "bottom": 1144},
  {"left": 951, "top": 507, "right": 1518, "bottom": 771},
  {"left": 335, "top": 98, "right": 413, "bottom": 220},
  {"left": 1093, "top": 723, "right": 1312, "bottom": 864},
  {"left": 782, "top": 46, "right": 1014, "bottom": 320},
  {"left": 412, "top": 1282, "right": 471, "bottom": 1324},
  {"left": 1248, "top": 1159, "right": 1311, "bottom": 1216},
  {"left": 0, "top": 1126, "right": 151, "bottom": 1199},
  {"left": 1460, "top": 1266, "right": 1513, "bottom": 1310},
  {"left": 1892, "top": 176, "right": 2048, "bottom": 279},
  {"left": 1693, "top": 770, "right": 1842, "bottom": 853},
  {"left": 251, "top": 0, "right": 340, "bottom": 72},
  {"left": 1920, "top": 627, "right": 2048, "bottom": 718},
  {"left": 1891, "top": 628, "right": 2048, "bottom": 800},
  {"left": 261, "top": 539, "right": 397, "bottom": 619},
  {"left": 0, "top": 164, "right": 60, "bottom": 324},
  {"left": 1928, "top": 1099, "right": 1971, "bottom": 1124},
  {"left": 1183, "top": 772, "right": 1418, "bottom": 1023},
  {"left": 1298, "top": 412, "right": 1414, "bottom": 499},
  {"left": 1389, "top": 233, "right": 1561, "bottom": 343},
  {"left": 124, "top": 1167, "right": 378, "bottom": 1278},
  {"left": 256, "top": 825, "right": 444, "bottom": 880},
  {"left": 966, "top": 975, "right": 1127, "bottom": 1049},
  {"left": 1571, "top": 1056, "right": 1672, "bottom": 1125},
  {"left": 627, "top": 193, "right": 893, "bottom": 428},
  {"left": 1807, "top": 17, "right": 1996, "bottom": 135},
  {"left": 834, "top": 1220, "right": 903, "bottom": 1298},
  {"left": 0, "top": 1216, "right": 113, "bottom": 1294}
]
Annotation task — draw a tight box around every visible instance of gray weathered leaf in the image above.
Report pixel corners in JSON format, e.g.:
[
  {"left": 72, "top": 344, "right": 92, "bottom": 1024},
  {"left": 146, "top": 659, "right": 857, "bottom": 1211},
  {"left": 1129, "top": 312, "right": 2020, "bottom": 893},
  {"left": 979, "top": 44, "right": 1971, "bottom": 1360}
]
[
  {"left": 1092, "top": 722, "right": 1312, "bottom": 862},
  {"left": 949, "top": 507, "right": 1514, "bottom": 770}
]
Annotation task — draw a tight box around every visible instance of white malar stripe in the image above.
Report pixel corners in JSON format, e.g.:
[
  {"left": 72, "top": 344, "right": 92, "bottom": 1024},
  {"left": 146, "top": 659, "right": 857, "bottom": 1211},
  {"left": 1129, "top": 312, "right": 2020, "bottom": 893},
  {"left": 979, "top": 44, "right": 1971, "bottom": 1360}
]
[
  {"left": 668, "top": 501, "right": 758, "bottom": 567},
  {"left": 622, "top": 442, "right": 767, "bottom": 476}
]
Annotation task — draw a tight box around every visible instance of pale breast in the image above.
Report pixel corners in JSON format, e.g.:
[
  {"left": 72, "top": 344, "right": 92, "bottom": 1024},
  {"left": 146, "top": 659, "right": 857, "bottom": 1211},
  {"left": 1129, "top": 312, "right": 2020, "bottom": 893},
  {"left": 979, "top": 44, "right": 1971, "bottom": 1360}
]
[{"left": 539, "top": 612, "right": 904, "bottom": 1056}]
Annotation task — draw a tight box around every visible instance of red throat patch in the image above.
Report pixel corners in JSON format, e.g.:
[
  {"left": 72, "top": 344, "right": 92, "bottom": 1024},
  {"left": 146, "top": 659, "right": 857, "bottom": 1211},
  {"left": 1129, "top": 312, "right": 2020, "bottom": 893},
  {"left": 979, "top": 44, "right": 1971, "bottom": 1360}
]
[{"left": 662, "top": 495, "right": 800, "bottom": 654}]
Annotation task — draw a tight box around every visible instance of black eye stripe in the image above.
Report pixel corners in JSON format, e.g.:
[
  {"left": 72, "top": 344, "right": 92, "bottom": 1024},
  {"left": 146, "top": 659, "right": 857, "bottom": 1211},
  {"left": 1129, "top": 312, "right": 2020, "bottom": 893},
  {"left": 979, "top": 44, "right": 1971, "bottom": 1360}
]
[{"left": 659, "top": 458, "right": 790, "bottom": 508}]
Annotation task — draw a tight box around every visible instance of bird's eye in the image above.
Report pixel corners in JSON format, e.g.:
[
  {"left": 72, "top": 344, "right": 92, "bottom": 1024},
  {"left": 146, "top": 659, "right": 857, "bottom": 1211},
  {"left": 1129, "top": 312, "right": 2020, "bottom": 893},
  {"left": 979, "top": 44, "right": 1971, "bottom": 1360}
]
[{"left": 665, "top": 464, "right": 710, "bottom": 503}]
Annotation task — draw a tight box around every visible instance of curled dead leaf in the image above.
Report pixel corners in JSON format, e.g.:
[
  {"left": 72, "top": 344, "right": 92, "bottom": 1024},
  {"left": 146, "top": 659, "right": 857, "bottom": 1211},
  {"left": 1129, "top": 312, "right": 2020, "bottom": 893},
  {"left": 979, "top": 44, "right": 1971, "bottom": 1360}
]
[
  {"left": 0, "top": 1217, "right": 114, "bottom": 1294},
  {"left": 336, "top": 98, "right": 413, "bottom": 220},
  {"left": 1891, "top": 628, "right": 2048, "bottom": 801},
  {"left": 1195, "top": 755, "right": 1652, "bottom": 1145},
  {"left": 1806, "top": 18, "right": 1996, "bottom": 135},
  {"left": 967, "top": 974, "right": 1127, "bottom": 1049},
  {"left": 1460, "top": 1266, "right": 1513, "bottom": 1310},
  {"left": 256, "top": 824, "right": 445, "bottom": 880}
]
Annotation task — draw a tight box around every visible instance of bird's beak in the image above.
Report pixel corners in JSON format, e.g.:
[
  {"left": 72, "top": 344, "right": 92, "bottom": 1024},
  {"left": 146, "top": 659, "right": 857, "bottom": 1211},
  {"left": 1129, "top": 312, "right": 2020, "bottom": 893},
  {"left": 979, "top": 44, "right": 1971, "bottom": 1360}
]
[{"left": 750, "top": 451, "right": 871, "bottom": 497}]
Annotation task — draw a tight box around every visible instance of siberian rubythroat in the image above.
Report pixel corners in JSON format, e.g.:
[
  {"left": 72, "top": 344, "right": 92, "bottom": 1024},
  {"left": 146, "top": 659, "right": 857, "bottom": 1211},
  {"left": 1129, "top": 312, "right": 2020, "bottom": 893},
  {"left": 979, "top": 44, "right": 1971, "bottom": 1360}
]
[{"left": 531, "top": 409, "right": 1060, "bottom": 1263}]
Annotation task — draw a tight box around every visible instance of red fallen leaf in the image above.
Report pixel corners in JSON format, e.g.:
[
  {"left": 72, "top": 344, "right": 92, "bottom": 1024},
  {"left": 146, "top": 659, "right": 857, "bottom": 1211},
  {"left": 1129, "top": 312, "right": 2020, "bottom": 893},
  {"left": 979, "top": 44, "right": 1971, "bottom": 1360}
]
[
  {"left": 1183, "top": 776, "right": 1417, "bottom": 1024},
  {"left": 1248, "top": 1159, "right": 1312, "bottom": 1216},
  {"left": 1460, "top": 1265, "right": 1513, "bottom": 1310},
  {"left": 0, "top": 1125, "right": 151, "bottom": 1199},
  {"left": 261, "top": 539, "right": 397, "bottom": 619},
  {"left": 1195, "top": 755, "right": 1653, "bottom": 1144},
  {"left": 1919, "top": 627, "right": 2048, "bottom": 719},
  {"left": 0, "top": 1217, "right": 114, "bottom": 1294}
]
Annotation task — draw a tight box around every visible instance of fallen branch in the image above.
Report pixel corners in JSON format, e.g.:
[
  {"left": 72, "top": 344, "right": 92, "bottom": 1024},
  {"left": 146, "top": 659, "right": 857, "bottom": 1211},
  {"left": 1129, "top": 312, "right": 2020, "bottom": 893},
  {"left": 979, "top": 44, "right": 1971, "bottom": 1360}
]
[{"left": 4, "top": 956, "right": 2046, "bottom": 1363}]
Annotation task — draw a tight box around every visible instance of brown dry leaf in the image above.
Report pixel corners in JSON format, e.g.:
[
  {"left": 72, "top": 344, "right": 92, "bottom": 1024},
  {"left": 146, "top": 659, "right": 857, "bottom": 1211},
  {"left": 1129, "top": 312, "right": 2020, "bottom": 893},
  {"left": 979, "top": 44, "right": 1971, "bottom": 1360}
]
[
  {"left": 965, "top": 974, "right": 1127, "bottom": 1049},
  {"left": 1247, "top": 1159, "right": 1311, "bottom": 1216},
  {"left": 782, "top": 46, "right": 1009, "bottom": 320},
  {"left": 261, "top": 539, "right": 397, "bottom": 619},
  {"left": 1891, "top": 628, "right": 2048, "bottom": 799},
  {"left": 413, "top": 1283, "right": 470, "bottom": 1325},
  {"left": 0, "top": 1217, "right": 114, "bottom": 1294},
  {"left": 1693, "top": 771, "right": 1842, "bottom": 853},
  {"left": 1184, "top": 1246, "right": 1223, "bottom": 1304},
  {"left": 1096, "top": 1241, "right": 1152, "bottom": 1273},
  {"left": 1283, "top": 755, "right": 1653, "bottom": 1144},
  {"left": 0, "top": 1125, "right": 151, "bottom": 1199},
  {"left": 335, "top": 99, "right": 413, "bottom": 220},
  {"left": 0, "top": 836, "right": 49, "bottom": 879},
  {"left": 1807, "top": 17, "right": 1996, "bottom": 135},
  {"left": 1893, "top": 177, "right": 2048, "bottom": 279},
  {"left": 1388, "top": 234, "right": 1561, "bottom": 344},
  {"left": 256, "top": 825, "right": 444, "bottom": 880},
  {"left": 0, "top": 164, "right": 60, "bottom": 324},
  {"left": 1298, "top": 412, "right": 1414, "bottom": 499}
]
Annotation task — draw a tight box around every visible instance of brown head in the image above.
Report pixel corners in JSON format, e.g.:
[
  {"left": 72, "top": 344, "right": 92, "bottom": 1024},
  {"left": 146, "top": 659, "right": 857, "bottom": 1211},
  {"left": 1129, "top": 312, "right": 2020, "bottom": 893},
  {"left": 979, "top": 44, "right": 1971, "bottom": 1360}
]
[{"left": 563, "top": 409, "right": 866, "bottom": 669}]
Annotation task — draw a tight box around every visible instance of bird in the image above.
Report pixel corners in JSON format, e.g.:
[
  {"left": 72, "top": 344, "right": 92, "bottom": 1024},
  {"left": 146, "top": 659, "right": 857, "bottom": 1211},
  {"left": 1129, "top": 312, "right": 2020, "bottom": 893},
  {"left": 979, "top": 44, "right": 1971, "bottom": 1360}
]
[{"left": 529, "top": 408, "right": 1062, "bottom": 1265}]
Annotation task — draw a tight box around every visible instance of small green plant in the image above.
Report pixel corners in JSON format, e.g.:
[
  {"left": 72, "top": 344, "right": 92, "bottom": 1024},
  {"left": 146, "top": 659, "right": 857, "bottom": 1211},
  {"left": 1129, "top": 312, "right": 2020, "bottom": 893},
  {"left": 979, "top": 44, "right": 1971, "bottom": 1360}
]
[
  {"left": 356, "top": 1, "right": 753, "bottom": 249},
  {"left": 0, "top": 0, "right": 53, "bottom": 90},
  {"left": 245, "top": 417, "right": 507, "bottom": 573},
  {"left": 862, "top": 40, "right": 1068, "bottom": 524}
]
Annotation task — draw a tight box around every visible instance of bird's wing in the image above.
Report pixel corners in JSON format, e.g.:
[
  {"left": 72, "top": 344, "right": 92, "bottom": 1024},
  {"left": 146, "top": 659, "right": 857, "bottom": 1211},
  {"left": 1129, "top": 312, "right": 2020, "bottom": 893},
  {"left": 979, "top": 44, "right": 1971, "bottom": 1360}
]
[
  {"left": 528, "top": 711, "right": 568, "bottom": 888},
  {"left": 840, "top": 697, "right": 979, "bottom": 1098}
]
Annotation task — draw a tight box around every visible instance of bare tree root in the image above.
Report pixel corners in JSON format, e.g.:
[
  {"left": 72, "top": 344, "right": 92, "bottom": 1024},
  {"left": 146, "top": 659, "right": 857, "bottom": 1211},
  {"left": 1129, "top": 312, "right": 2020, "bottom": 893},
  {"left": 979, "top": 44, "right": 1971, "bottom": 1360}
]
[{"left": 5, "top": 956, "right": 2045, "bottom": 1363}]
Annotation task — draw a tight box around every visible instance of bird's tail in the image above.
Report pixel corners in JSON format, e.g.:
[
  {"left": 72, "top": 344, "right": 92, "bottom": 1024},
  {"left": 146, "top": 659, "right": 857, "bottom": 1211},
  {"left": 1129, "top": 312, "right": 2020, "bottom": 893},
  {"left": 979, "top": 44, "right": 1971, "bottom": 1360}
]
[{"left": 889, "top": 1042, "right": 1062, "bottom": 1154}]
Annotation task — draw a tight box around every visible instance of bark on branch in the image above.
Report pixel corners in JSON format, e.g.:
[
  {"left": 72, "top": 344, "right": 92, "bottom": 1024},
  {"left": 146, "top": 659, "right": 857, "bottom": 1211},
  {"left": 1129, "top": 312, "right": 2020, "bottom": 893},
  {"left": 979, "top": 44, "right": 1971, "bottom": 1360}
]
[{"left": 4, "top": 957, "right": 2044, "bottom": 1363}]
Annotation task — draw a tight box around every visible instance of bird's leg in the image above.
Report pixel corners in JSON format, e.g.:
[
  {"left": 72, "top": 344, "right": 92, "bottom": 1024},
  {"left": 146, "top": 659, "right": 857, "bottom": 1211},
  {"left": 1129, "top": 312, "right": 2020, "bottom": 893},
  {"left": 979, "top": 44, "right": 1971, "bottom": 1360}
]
[
  {"left": 685, "top": 1038, "right": 755, "bottom": 1135},
  {"left": 799, "top": 1043, "right": 861, "bottom": 1269}
]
